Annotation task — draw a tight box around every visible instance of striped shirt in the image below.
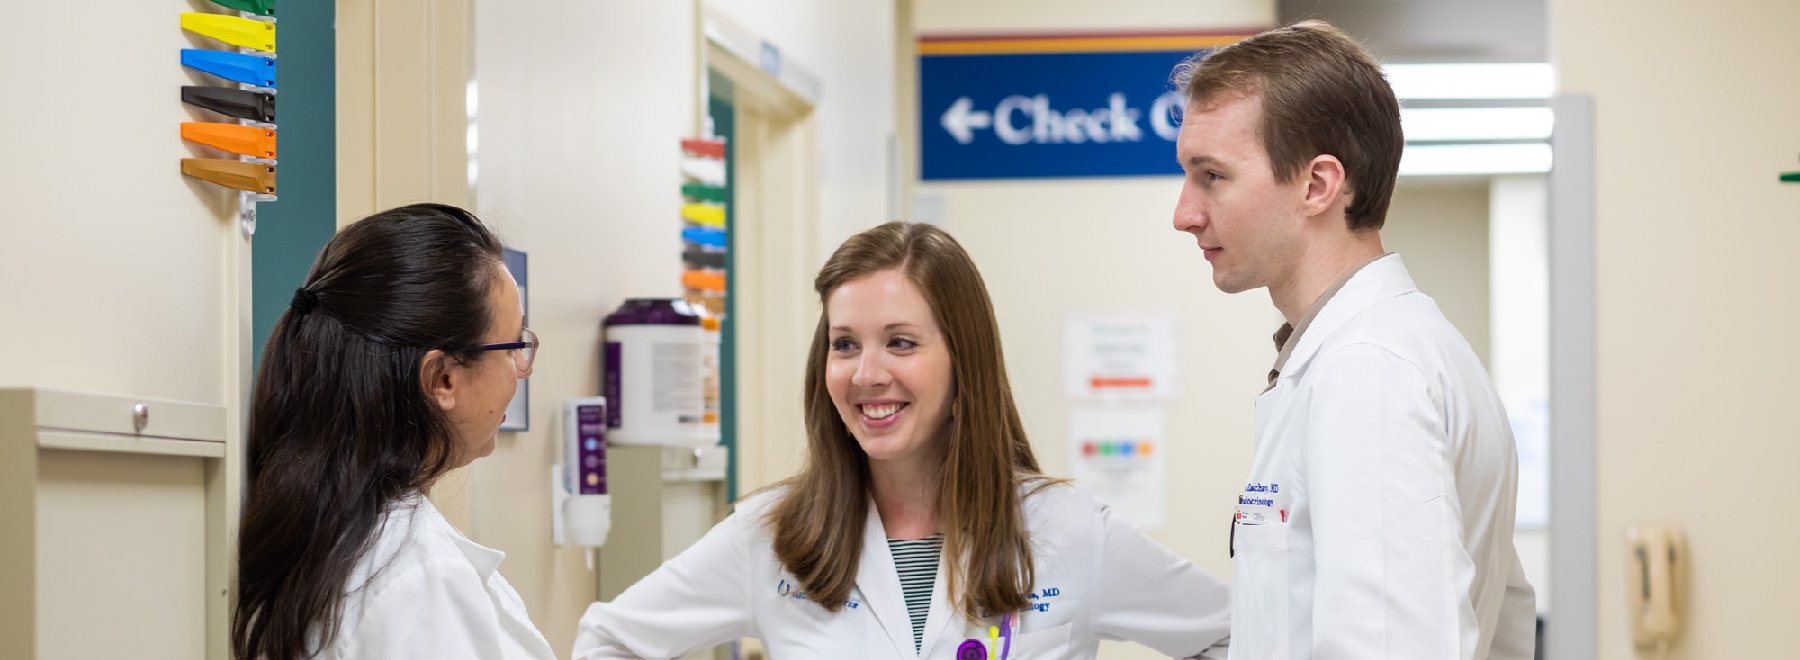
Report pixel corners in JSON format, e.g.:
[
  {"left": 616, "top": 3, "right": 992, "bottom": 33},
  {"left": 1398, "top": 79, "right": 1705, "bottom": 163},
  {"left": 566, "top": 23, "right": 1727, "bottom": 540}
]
[{"left": 887, "top": 534, "right": 943, "bottom": 654}]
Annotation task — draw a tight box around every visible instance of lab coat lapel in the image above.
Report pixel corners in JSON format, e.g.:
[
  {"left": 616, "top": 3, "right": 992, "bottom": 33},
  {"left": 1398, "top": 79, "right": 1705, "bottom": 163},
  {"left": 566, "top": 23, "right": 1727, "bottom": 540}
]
[
  {"left": 1280, "top": 254, "right": 1420, "bottom": 378},
  {"left": 857, "top": 500, "right": 918, "bottom": 658}
]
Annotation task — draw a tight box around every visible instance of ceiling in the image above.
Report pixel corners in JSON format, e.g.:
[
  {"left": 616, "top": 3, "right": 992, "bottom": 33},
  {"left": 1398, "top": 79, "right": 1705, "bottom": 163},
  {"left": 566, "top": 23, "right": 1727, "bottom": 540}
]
[{"left": 1277, "top": 0, "right": 1547, "bottom": 63}]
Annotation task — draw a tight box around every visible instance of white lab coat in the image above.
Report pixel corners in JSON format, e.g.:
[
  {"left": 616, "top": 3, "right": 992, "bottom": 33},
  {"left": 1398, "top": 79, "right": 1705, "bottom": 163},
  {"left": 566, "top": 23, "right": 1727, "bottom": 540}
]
[
  {"left": 575, "top": 483, "right": 1231, "bottom": 659},
  {"left": 309, "top": 492, "right": 558, "bottom": 660},
  {"left": 1227, "top": 254, "right": 1536, "bottom": 660}
]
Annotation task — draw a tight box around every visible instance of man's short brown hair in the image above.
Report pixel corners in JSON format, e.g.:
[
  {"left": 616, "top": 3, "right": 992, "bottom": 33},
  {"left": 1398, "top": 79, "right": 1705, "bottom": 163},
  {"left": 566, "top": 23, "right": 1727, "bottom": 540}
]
[{"left": 1175, "top": 20, "right": 1403, "bottom": 231}]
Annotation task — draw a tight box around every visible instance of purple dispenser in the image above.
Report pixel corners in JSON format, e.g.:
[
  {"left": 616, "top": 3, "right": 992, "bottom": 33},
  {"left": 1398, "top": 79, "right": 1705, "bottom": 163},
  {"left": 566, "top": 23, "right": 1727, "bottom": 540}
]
[{"left": 602, "top": 298, "right": 715, "bottom": 445}]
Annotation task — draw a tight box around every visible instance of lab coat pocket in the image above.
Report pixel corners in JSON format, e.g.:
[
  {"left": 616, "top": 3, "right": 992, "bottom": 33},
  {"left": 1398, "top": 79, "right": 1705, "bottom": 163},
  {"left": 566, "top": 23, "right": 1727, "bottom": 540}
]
[
  {"left": 1011, "top": 622, "right": 1071, "bottom": 659},
  {"left": 1229, "top": 522, "right": 1290, "bottom": 660}
]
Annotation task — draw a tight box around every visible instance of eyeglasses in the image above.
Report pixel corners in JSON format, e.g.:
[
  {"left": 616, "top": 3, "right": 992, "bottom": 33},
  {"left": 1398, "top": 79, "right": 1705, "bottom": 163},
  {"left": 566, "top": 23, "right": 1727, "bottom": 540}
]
[{"left": 473, "top": 327, "right": 538, "bottom": 378}]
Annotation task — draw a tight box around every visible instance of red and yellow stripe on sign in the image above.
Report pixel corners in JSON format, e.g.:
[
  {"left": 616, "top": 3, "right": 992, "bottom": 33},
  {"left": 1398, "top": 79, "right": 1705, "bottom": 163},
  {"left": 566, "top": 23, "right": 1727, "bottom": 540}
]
[{"left": 918, "top": 30, "right": 1256, "bottom": 56}]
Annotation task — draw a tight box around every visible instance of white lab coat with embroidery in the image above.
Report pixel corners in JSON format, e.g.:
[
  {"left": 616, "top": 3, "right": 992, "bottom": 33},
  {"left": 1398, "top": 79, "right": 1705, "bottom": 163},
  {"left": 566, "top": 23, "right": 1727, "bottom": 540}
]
[
  {"left": 310, "top": 493, "right": 558, "bottom": 660},
  {"left": 1227, "top": 254, "right": 1536, "bottom": 660},
  {"left": 574, "top": 483, "right": 1230, "bottom": 659}
]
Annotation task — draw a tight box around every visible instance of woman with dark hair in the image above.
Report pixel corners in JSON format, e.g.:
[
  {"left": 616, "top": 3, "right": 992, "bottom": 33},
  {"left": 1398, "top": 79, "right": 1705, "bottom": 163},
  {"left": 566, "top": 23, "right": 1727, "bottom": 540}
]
[
  {"left": 575, "top": 222, "right": 1231, "bottom": 659},
  {"left": 231, "top": 203, "right": 553, "bottom": 660}
]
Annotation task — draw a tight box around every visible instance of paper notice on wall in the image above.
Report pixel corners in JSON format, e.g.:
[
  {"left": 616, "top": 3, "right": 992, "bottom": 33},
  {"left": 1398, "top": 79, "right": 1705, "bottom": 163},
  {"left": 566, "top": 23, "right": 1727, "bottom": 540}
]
[
  {"left": 1068, "top": 406, "right": 1165, "bottom": 530},
  {"left": 1063, "top": 313, "right": 1176, "bottom": 401}
]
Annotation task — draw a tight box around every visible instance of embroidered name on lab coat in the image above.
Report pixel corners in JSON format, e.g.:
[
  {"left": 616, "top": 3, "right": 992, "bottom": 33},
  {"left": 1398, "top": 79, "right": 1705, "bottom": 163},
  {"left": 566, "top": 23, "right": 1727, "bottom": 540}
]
[
  {"left": 1024, "top": 586, "right": 1063, "bottom": 613},
  {"left": 776, "top": 579, "right": 861, "bottom": 609},
  {"left": 1236, "top": 482, "right": 1290, "bottom": 524}
]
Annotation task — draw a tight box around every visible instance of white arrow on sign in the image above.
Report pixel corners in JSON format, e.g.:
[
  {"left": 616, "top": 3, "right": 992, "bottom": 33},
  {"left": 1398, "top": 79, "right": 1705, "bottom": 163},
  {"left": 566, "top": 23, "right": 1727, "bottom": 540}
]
[{"left": 940, "top": 96, "right": 992, "bottom": 144}]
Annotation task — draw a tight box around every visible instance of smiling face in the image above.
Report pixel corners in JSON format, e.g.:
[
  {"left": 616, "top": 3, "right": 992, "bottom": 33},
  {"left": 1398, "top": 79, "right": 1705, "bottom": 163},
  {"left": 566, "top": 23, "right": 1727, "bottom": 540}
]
[
  {"left": 1172, "top": 91, "right": 1311, "bottom": 295},
  {"left": 823, "top": 268, "right": 955, "bottom": 466}
]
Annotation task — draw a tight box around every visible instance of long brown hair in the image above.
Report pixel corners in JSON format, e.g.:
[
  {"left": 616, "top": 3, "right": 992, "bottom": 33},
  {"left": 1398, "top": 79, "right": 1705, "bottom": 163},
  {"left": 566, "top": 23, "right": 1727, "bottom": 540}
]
[{"left": 765, "top": 221, "right": 1049, "bottom": 621}]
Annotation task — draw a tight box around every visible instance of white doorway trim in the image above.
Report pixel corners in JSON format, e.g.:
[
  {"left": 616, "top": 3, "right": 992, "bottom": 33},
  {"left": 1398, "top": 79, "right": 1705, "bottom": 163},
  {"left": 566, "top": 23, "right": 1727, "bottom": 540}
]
[
  {"left": 703, "top": 15, "right": 823, "bottom": 496},
  {"left": 1546, "top": 94, "right": 1597, "bottom": 660}
]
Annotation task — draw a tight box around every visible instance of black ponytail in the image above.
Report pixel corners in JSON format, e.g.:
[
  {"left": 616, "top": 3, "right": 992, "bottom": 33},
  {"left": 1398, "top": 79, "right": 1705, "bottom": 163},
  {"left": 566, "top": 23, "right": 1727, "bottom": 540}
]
[{"left": 231, "top": 203, "right": 504, "bottom": 659}]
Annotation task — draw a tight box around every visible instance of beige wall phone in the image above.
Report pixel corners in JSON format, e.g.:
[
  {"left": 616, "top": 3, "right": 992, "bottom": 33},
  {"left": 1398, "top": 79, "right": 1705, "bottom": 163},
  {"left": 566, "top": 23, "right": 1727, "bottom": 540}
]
[{"left": 1626, "top": 525, "right": 1688, "bottom": 657}]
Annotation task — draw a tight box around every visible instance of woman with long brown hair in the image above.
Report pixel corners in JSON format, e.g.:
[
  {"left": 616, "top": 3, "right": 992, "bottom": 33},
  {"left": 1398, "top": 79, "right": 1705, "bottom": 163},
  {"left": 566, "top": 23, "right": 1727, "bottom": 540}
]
[{"left": 574, "top": 222, "right": 1230, "bottom": 659}]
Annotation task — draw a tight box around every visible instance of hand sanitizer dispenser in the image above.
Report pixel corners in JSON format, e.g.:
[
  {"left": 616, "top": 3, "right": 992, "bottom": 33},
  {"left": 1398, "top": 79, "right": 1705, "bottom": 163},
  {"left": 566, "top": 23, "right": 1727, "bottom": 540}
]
[{"left": 554, "top": 397, "right": 611, "bottom": 548}]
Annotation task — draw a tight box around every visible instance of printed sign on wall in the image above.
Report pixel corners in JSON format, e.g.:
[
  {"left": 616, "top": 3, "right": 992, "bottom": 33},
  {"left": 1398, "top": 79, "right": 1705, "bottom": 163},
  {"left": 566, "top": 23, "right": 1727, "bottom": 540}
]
[
  {"left": 1064, "top": 312, "right": 1177, "bottom": 401},
  {"left": 918, "top": 31, "right": 1250, "bottom": 180},
  {"left": 1069, "top": 406, "right": 1166, "bottom": 530}
]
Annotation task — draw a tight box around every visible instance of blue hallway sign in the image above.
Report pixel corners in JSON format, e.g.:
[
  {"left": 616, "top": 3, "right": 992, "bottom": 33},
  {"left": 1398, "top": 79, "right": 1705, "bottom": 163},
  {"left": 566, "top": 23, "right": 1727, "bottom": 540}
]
[{"left": 919, "top": 49, "right": 1204, "bottom": 181}]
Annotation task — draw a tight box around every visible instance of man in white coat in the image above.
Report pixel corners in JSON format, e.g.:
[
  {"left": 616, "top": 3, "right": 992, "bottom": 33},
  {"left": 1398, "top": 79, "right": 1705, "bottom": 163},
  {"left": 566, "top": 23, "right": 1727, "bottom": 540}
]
[{"left": 1169, "top": 20, "right": 1537, "bottom": 660}]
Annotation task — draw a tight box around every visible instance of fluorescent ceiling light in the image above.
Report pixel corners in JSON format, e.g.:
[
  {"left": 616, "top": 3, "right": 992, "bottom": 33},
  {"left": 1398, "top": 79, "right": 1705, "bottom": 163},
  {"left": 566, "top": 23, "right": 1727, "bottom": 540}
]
[
  {"left": 1399, "top": 143, "right": 1552, "bottom": 177},
  {"left": 1401, "top": 107, "right": 1555, "bottom": 142},
  {"left": 1384, "top": 63, "right": 1554, "bottom": 100}
]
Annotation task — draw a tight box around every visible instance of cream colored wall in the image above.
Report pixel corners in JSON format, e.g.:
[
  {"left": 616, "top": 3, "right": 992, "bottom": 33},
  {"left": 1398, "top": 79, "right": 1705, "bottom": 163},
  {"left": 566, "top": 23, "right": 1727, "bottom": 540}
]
[
  {"left": 1553, "top": 0, "right": 1800, "bottom": 657},
  {"left": 705, "top": 0, "right": 897, "bottom": 263},
  {"left": 1383, "top": 179, "right": 1492, "bottom": 363},
  {"left": 0, "top": 3, "right": 250, "bottom": 658},
  {"left": 337, "top": 0, "right": 473, "bottom": 218},
  {"left": 466, "top": 1, "right": 694, "bottom": 654},
  {"left": 909, "top": 4, "right": 1273, "bottom": 659},
  {"left": 701, "top": 0, "right": 898, "bottom": 494},
  {"left": 0, "top": 1, "right": 239, "bottom": 405},
  {"left": 716, "top": 95, "right": 823, "bottom": 497},
  {"left": 932, "top": 180, "right": 1273, "bottom": 589},
  {"left": 336, "top": 0, "right": 480, "bottom": 527},
  {"left": 445, "top": 1, "right": 895, "bottom": 655}
]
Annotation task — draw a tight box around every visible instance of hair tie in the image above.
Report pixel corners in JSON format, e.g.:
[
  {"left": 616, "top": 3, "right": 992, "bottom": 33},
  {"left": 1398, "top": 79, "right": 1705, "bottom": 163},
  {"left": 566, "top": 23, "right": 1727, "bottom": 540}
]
[{"left": 291, "top": 287, "right": 320, "bottom": 314}]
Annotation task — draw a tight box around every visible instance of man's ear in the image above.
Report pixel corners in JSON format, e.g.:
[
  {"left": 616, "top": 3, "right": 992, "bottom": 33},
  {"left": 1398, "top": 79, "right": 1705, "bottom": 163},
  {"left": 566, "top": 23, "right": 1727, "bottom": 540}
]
[
  {"left": 1300, "top": 154, "right": 1349, "bottom": 217},
  {"left": 421, "top": 349, "right": 459, "bottom": 412}
]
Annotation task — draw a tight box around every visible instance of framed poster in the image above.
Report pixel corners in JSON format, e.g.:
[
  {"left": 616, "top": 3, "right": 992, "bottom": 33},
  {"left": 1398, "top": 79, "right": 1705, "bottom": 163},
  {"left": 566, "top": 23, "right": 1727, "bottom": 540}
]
[{"left": 500, "top": 246, "right": 529, "bottom": 432}]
